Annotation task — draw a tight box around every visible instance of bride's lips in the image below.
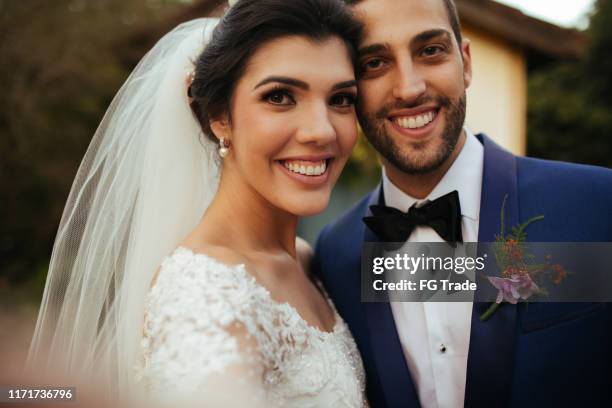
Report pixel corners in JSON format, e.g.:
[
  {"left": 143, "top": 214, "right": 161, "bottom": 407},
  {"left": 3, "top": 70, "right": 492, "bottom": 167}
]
[
  {"left": 276, "top": 155, "right": 334, "bottom": 187},
  {"left": 387, "top": 106, "right": 440, "bottom": 141}
]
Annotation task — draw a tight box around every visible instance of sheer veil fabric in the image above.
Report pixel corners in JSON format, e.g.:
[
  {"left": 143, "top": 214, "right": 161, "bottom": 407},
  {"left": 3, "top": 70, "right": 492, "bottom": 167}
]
[{"left": 27, "top": 18, "right": 222, "bottom": 400}]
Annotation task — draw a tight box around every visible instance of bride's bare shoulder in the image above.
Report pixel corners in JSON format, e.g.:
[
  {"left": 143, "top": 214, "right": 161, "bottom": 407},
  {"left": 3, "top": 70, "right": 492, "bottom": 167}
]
[
  {"left": 149, "top": 243, "right": 248, "bottom": 290},
  {"left": 182, "top": 243, "right": 250, "bottom": 267},
  {"left": 296, "top": 236, "right": 313, "bottom": 272}
]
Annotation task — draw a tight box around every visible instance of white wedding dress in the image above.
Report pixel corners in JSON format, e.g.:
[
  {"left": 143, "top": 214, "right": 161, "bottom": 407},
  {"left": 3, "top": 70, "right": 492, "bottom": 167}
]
[{"left": 136, "top": 246, "right": 368, "bottom": 407}]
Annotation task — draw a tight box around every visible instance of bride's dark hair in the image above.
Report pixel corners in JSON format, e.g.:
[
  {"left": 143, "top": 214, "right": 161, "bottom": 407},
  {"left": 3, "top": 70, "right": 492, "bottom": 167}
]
[{"left": 189, "top": 0, "right": 362, "bottom": 141}]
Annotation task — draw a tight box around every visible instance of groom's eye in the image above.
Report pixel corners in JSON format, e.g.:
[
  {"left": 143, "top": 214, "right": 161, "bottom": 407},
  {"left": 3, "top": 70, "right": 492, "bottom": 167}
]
[
  {"left": 362, "top": 58, "right": 385, "bottom": 72},
  {"left": 421, "top": 45, "right": 446, "bottom": 58}
]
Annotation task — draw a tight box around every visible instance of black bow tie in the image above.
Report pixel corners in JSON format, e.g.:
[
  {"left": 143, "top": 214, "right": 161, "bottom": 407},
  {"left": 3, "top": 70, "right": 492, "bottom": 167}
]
[{"left": 363, "top": 190, "right": 463, "bottom": 245}]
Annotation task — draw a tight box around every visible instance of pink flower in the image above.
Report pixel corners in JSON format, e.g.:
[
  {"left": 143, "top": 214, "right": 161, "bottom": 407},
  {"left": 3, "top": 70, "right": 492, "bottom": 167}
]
[{"left": 488, "top": 273, "right": 540, "bottom": 304}]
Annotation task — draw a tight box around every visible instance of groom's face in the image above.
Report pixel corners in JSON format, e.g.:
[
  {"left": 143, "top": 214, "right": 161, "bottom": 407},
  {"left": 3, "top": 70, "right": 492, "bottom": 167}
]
[{"left": 352, "top": 0, "right": 472, "bottom": 175}]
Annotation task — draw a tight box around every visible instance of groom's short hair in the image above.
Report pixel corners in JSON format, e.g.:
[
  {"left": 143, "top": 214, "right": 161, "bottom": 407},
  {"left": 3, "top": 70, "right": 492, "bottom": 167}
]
[{"left": 344, "top": 0, "right": 463, "bottom": 47}]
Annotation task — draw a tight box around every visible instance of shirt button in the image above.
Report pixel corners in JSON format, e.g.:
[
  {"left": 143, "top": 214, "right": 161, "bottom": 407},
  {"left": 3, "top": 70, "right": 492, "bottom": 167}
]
[{"left": 439, "top": 344, "right": 447, "bottom": 353}]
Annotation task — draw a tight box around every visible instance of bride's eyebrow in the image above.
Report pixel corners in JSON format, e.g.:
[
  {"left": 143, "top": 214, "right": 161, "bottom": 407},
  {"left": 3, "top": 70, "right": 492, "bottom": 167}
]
[
  {"left": 253, "top": 77, "right": 356, "bottom": 92},
  {"left": 332, "top": 80, "right": 357, "bottom": 91},
  {"left": 254, "top": 76, "right": 309, "bottom": 90}
]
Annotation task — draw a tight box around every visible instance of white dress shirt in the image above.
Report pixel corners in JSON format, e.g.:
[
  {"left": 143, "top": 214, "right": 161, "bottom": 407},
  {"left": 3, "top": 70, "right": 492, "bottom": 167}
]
[{"left": 383, "top": 130, "right": 484, "bottom": 408}]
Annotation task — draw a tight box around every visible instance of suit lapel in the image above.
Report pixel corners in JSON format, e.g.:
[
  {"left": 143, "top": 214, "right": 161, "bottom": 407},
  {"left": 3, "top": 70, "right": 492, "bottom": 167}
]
[
  {"left": 464, "top": 134, "right": 520, "bottom": 407},
  {"left": 363, "top": 185, "right": 421, "bottom": 408}
]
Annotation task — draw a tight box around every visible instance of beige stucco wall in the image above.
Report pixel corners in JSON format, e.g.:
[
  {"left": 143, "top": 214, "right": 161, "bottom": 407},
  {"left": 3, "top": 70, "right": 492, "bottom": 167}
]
[{"left": 463, "top": 25, "right": 527, "bottom": 155}]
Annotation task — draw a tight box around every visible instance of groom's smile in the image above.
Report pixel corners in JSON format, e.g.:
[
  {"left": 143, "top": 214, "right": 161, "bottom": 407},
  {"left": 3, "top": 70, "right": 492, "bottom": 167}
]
[{"left": 387, "top": 106, "right": 440, "bottom": 141}]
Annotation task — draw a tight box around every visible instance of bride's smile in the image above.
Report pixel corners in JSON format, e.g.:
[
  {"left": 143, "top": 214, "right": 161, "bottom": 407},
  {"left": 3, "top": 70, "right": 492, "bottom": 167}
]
[{"left": 278, "top": 155, "right": 333, "bottom": 184}]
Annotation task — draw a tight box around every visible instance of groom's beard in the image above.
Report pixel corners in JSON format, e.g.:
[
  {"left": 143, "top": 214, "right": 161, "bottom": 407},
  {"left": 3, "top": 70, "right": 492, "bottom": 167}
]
[{"left": 358, "top": 92, "right": 466, "bottom": 175}]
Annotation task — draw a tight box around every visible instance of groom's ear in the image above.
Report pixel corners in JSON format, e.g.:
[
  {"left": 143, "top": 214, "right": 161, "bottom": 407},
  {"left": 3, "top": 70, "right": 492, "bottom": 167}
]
[
  {"left": 461, "top": 38, "right": 473, "bottom": 89},
  {"left": 210, "top": 114, "right": 232, "bottom": 140}
]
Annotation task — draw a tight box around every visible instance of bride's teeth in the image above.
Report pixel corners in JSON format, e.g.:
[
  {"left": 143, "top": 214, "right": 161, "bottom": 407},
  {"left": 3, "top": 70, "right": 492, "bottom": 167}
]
[
  {"left": 395, "top": 111, "right": 436, "bottom": 129},
  {"left": 283, "top": 160, "right": 327, "bottom": 176}
]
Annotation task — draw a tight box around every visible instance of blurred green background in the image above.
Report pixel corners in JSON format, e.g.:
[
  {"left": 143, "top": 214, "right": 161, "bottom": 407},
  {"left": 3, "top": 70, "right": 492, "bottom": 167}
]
[{"left": 1, "top": 0, "right": 611, "bottom": 353}]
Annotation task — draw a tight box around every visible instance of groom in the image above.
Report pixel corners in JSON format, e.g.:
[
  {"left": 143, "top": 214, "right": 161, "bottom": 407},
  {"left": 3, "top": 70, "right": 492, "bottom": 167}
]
[{"left": 313, "top": 0, "right": 612, "bottom": 407}]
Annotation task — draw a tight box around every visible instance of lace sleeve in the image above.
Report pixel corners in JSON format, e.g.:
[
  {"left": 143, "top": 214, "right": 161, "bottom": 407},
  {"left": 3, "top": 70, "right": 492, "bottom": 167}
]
[{"left": 139, "top": 249, "right": 268, "bottom": 407}]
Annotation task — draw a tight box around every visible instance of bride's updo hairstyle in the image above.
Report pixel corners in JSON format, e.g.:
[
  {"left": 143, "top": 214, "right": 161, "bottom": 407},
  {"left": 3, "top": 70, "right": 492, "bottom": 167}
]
[{"left": 189, "top": 0, "right": 362, "bottom": 141}]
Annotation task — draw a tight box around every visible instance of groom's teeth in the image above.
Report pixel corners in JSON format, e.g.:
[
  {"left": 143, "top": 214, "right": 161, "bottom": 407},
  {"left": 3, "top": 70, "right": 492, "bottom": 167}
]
[
  {"left": 395, "top": 111, "right": 436, "bottom": 129},
  {"left": 283, "top": 160, "right": 327, "bottom": 176}
]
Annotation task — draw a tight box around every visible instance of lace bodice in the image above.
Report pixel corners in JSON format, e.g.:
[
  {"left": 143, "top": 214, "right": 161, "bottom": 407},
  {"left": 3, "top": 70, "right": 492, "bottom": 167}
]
[{"left": 137, "top": 247, "right": 368, "bottom": 407}]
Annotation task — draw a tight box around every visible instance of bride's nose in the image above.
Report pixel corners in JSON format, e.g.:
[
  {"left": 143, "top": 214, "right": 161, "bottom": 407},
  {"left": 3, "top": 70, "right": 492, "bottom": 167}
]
[{"left": 294, "top": 102, "right": 336, "bottom": 146}]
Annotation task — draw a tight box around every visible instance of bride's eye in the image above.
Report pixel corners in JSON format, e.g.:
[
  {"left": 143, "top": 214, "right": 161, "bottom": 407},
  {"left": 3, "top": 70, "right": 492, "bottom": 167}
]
[
  {"left": 329, "top": 93, "right": 356, "bottom": 108},
  {"left": 262, "top": 88, "right": 295, "bottom": 106}
]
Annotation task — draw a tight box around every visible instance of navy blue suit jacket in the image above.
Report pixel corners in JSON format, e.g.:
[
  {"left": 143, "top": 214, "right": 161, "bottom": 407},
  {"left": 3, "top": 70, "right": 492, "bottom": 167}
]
[{"left": 312, "top": 134, "right": 612, "bottom": 407}]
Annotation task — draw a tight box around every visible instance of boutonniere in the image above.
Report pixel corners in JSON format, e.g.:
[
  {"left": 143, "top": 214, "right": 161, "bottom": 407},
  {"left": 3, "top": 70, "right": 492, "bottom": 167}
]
[{"left": 479, "top": 195, "right": 567, "bottom": 321}]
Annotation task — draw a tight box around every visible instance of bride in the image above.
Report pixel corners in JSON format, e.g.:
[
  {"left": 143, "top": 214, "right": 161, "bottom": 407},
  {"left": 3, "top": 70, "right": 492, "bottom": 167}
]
[{"left": 27, "top": 0, "right": 367, "bottom": 406}]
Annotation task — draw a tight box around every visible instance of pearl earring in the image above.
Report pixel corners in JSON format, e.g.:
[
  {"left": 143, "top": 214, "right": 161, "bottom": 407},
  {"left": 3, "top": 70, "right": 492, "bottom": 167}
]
[{"left": 219, "top": 138, "right": 230, "bottom": 158}]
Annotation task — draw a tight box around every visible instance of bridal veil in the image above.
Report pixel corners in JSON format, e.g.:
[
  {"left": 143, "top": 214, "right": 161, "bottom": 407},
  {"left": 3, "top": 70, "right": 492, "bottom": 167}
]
[{"left": 27, "top": 17, "right": 221, "bottom": 399}]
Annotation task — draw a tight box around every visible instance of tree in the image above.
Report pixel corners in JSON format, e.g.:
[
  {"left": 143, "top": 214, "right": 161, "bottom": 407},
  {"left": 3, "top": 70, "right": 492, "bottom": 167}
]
[
  {"left": 0, "top": 0, "right": 182, "bottom": 292},
  {"left": 527, "top": 0, "right": 612, "bottom": 168}
]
